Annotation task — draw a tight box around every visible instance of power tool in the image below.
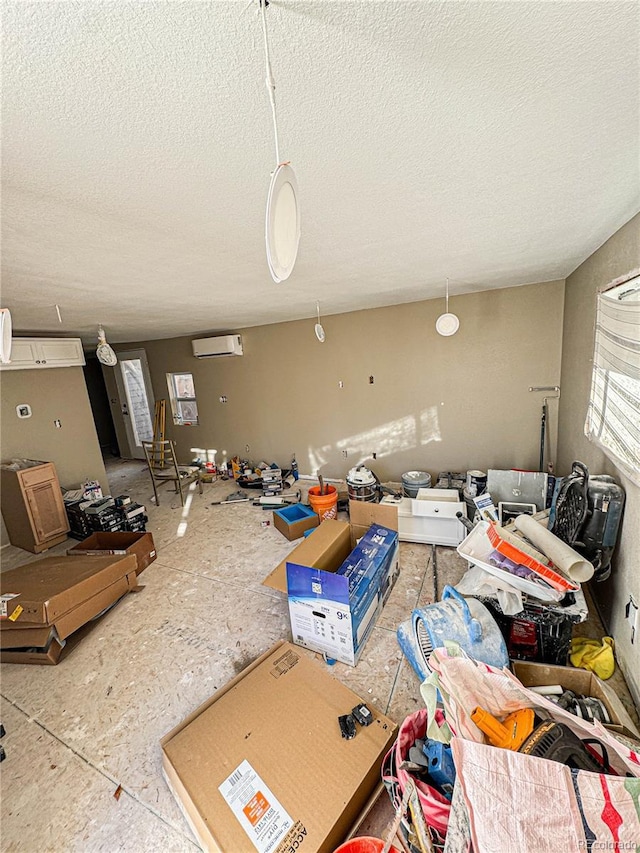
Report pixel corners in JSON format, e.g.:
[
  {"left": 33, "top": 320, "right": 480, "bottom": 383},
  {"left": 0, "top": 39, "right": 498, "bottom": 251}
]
[{"left": 472, "top": 706, "right": 608, "bottom": 772}]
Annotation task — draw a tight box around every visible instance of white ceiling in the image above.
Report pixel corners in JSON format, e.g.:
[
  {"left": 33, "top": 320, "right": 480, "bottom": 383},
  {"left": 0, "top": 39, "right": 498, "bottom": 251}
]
[{"left": 2, "top": 1, "right": 639, "bottom": 343}]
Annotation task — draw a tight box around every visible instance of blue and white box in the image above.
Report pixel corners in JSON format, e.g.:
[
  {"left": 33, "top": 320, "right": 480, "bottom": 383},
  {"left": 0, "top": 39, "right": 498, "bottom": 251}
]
[{"left": 286, "top": 524, "right": 399, "bottom": 666}]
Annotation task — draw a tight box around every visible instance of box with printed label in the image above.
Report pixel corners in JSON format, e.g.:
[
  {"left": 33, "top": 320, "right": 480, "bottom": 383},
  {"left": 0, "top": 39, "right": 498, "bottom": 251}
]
[
  {"left": 286, "top": 520, "right": 399, "bottom": 667},
  {"left": 160, "top": 641, "right": 397, "bottom": 853}
]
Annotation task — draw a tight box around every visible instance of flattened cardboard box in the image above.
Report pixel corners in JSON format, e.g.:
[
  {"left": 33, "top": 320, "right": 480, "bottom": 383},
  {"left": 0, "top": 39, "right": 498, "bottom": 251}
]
[
  {"left": 161, "top": 641, "right": 397, "bottom": 853},
  {"left": 512, "top": 661, "right": 640, "bottom": 740},
  {"left": 67, "top": 531, "right": 156, "bottom": 574},
  {"left": 0, "top": 554, "right": 137, "bottom": 624}
]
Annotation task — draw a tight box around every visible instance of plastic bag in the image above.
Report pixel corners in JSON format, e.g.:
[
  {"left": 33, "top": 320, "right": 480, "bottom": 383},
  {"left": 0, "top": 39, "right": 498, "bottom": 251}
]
[{"left": 381, "top": 709, "right": 451, "bottom": 841}]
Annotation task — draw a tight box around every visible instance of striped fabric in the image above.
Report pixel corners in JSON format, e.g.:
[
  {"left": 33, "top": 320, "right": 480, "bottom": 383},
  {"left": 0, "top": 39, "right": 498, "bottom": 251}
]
[{"left": 584, "top": 274, "right": 640, "bottom": 486}]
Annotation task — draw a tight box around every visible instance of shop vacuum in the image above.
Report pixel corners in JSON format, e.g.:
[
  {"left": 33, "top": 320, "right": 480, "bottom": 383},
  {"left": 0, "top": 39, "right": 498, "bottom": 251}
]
[{"left": 550, "top": 461, "right": 625, "bottom": 582}]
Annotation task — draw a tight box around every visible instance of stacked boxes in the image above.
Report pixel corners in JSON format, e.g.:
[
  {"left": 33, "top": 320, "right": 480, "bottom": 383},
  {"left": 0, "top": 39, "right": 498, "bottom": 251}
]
[
  {"left": 262, "top": 467, "right": 283, "bottom": 495},
  {"left": 1, "top": 554, "right": 138, "bottom": 664},
  {"left": 65, "top": 495, "right": 148, "bottom": 539}
]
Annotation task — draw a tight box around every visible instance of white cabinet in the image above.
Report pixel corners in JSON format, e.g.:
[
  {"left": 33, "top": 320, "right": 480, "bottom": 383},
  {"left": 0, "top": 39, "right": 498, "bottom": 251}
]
[
  {"left": 0, "top": 337, "right": 86, "bottom": 370},
  {"left": 381, "top": 489, "right": 466, "bottom": 546}
]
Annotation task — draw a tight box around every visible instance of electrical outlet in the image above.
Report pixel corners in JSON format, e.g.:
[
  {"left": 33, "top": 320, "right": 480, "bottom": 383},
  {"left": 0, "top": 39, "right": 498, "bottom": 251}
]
[
  {"left": 626, "top": 596, "right": 638, "bottom": 644},
  {"left": 338, "top": 380, "right": 344, "bottom": 388},
  {"left": 369, "top": 375, "right": 374, "bottom": 384},
  {"left": 245, "top": 444, "right": 250, "bottom": 453},
  {"left": 54, "top": 419, "right": 62, "bottom": 429},
  {"left": 342, "top": 450, "right": 348, "bottom": 458}
]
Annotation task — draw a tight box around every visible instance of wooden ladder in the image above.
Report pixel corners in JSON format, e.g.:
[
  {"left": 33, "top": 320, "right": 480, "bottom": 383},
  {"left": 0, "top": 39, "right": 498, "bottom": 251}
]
[{"left": 153, "top": 400, "right": 167, "bottom": 466}]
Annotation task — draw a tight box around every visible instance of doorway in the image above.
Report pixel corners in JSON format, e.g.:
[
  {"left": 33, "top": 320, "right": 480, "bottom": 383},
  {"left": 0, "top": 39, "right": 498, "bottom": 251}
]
[
  {"left": 83, "top": 355, "right": 119, "bottom": 458},
  {"left": 113, "top": 349, "right": 156, "bottom": 460}
]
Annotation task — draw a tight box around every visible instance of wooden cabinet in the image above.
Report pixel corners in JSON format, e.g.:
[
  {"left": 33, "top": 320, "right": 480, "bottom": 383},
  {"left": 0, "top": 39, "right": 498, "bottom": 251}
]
[
  {"left": 0, "top": 338, "right": 85, "bottom": 370},
  {"left": 0, "top": 462, "right": 69, "bottom": 553}
]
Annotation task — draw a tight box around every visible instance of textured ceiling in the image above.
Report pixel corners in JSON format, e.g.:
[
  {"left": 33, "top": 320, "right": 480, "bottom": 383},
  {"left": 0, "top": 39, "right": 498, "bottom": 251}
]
[{"left": 2, "top": 0, "right": 639, "bottom": 343}]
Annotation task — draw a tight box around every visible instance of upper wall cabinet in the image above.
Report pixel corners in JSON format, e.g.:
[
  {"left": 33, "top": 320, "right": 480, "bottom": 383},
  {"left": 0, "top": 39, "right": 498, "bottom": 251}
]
[{"left": 0, "top": 337, "right": 86, "bottom": 370}]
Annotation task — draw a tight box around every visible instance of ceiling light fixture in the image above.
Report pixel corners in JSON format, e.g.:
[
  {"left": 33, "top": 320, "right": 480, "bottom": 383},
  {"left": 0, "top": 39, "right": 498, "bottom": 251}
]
[
  {"left": 314, "top": 301, "right": 326, "bottom": 343},
  {"left": 0, "top": 308, "right": 13, "bottom": 364},
  {"left": 435, "top": 278, "right": 460, "bottom": 337},
  {"left": 260, "top": 0, "right": 300, "bottom": 283},
  {"left": 96, "top": 325, "right": 118, "bottom": 366}
]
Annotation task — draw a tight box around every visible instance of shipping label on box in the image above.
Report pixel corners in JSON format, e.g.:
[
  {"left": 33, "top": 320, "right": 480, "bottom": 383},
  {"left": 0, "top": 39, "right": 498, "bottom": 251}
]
[
  {"left": 286, "top": 526, "right": 399, "bottom": 666},
  {"left": 218, "top": 759, "right": 296, "bottom": 853}
]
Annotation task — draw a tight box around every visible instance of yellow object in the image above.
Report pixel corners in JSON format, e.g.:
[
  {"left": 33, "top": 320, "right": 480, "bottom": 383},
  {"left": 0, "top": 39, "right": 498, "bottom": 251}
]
[
  {"left": 471, "top": 706, "right": 535, "bottom": 750},
  {"left": 570, "top": 636, "right": 616, "bottom": 680},
  {"left": 8, "top": 604, "right": 23, "bottom": 622}
]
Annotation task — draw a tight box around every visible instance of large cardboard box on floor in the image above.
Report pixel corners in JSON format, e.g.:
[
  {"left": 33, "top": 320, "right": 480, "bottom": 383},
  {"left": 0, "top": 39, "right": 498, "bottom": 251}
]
[
  {"left": 512, "top": 660, "right": 640, "bottom": 740},
  {"left": 0, "top": 554, "right": 138, "bottom": 624},
  {"left": 0, "top": 554, "right": 138, "bottom": 663},
  {"left": 264, "top": 502, "right": 399, "bottom": 666},
  {"left": 161, "top": 641, "right": 397, "bottom": 853},
  {"left": 66, "top": 531, "right": 156, "bottom": 574}
]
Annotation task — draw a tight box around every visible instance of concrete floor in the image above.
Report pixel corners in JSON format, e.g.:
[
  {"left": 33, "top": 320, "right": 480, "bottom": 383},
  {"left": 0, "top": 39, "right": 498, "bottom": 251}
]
[{"left": 1, "top": 458, "right": 637, "bottom": 852}]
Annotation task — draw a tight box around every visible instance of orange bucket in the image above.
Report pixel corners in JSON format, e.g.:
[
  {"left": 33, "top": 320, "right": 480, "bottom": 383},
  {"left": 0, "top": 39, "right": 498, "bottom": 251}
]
[
  {"left": 308, "top": 484, "right": 338, "bottom": 522},
  {"left": 333, "top": 837, "right": 400, "bottom": 853}
]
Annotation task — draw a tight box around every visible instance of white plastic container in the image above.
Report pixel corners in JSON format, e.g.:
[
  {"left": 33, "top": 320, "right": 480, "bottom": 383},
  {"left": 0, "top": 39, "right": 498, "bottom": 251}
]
[{"left": 456, "top": 520, "right": 562, "bottom": 603}]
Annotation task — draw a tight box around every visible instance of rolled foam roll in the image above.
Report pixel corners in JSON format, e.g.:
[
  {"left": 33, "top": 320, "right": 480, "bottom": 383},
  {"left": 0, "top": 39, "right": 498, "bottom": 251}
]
[{"left": 514, "top": 514, "right": 595, "bottom": 582}]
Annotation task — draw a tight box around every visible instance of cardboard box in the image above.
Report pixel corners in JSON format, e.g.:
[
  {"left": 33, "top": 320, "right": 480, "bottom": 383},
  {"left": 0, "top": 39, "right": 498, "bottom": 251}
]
[
  {"left": 273, "top": 503, "right": 319, "bottom": 541},
  {"left": 1, "top": 568, "right": 137, "bottom": 646},
  {"left": 512, "top": 660, "right": 640, "bottom": 740},
  {"left": 0, "top": 554, "right": 137, "bottom": 624},
  {"left": 161, "top": 641, "right": 397, "bottom": 853},
  {"left": 0, "top": 585, "right": 136, "bottom": 665},
  {"left": 286, "top": 524, "right": 399, "bottom": 666},
  {"left": 264, "top": 503, "right": 399, "bottom": 665},
  {"left": 264, "top": 501, "right": 399, "bottom": 594},
  {"left": 67, "top": 531, "right": 156, "bottom": 574}
]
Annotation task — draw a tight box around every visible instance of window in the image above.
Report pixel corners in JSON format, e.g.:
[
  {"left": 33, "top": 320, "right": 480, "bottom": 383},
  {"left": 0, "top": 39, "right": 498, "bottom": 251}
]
[
  {"left": 167, "top": 372, "right": 199, "bottom": 426},
  {"left": 584, "top": 272, "right": 640, "bottom": 485}
]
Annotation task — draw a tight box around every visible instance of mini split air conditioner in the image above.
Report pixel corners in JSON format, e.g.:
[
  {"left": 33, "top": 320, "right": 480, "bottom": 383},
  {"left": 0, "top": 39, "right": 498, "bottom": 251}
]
[{"left": 192, "top": 335, "right": 243, "bottom": 358}]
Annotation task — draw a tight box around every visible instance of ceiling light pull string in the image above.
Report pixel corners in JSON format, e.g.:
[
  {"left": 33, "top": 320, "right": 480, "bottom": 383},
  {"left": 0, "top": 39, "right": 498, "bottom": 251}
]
[
  {"left": 446, "top": 277, "right": 450, "bottom": 313},
  {"left": 260, "top": 0, "right": 281, "bottom": 167}
]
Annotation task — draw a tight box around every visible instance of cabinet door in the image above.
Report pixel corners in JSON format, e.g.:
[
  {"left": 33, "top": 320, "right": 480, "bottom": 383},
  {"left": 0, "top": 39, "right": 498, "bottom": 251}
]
[
  {"left": 24, "top": 481, "right": 69, "bottom": 542},
  {"left": 0, "top": 338, "right": 85, "bottom": 370},
  {"left": 4, "top": 339, "right": 40, "bottom": 368},
  {"left": 37, "top": 339, "right": 86, "bottom": 367}
]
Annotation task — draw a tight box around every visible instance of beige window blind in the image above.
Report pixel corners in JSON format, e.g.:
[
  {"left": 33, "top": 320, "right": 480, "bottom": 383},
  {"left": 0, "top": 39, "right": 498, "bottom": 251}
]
[{"left": 584, "top": 273, "right": 640, "bottom": 485}]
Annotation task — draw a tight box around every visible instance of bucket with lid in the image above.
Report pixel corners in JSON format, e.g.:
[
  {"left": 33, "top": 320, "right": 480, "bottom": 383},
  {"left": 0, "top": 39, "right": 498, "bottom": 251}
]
[
  {"left": 346, "top": 466, "right": 378, "bottom": 502},
  {"left": 401, "top": 470, "right": 432, "bottom": 498},
  {"left": 466, "top": 470, "right": 487, "bottom": 497}
]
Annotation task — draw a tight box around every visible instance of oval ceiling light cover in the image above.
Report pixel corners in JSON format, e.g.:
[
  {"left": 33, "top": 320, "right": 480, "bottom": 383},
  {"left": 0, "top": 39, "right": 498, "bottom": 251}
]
[
  {"left": 266, "top": 163, "right": 300, "bottom": 283},
  {"left": 96, "top": 325, "right": 118, "bottom": 366},
  {"left": 435, "top": 312, "right": 460, "bottom": 336},
  {"left": 0, "top": 308, "right": 13, "bottom": 364},
  {"left": 436, "top": 277, "right": 460, "bottom": 337}
]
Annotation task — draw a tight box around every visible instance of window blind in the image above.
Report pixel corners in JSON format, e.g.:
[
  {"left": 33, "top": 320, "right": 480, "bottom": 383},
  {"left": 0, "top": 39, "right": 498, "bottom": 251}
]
[{"left": 584, "top": 275, "right": 640, "bottom": 485}]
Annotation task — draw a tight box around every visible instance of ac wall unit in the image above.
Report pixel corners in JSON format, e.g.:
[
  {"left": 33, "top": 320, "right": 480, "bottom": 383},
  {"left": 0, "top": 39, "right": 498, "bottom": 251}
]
[{"left": 192, "top": 335, "right": 243, "bottom": 358}]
